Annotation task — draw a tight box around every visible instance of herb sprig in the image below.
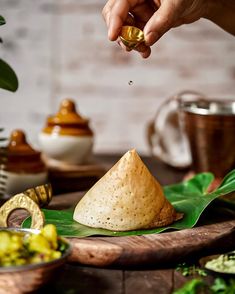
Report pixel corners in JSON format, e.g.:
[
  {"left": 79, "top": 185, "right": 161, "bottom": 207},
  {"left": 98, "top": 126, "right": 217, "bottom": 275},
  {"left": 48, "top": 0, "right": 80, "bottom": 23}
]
[
  {"left": 176, "top": 262, "right": 207, "bottom": 277},
  {"left": 174, "top": 275, "right": 235, "bottom": 293}
]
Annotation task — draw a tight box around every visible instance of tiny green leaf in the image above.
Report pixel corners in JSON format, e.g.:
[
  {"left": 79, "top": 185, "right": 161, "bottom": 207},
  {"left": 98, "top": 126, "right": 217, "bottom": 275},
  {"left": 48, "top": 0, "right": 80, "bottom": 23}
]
[
  {"left": 0, "top": 59, "right": 18, "bottom": 92},
  {"left": 173, "top": 279, "right": 205, "bottom": 294},
  {"left": 176, "top": 263, "right": 207, "bottom": 277},
  {"left": 0, "top": 16, "right": 6, "bottom": 26},
  {"left": 211, "top": 278, "right": 235, "bottom": 293}
]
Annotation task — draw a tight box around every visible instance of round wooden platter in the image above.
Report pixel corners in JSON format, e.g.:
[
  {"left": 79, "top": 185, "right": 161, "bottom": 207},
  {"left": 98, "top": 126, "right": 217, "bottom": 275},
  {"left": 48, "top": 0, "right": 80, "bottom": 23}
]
[
  {"left": 67, "top": 218, "right": 235, "bottom": 267},
  {"left": 9, "top": 192, "right": 235, "bottom": 268}
]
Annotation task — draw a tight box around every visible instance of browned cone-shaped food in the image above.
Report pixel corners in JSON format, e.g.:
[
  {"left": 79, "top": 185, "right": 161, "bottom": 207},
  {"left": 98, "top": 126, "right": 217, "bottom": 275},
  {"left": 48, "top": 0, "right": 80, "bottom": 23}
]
[{"left": 73, "top": 149, "right": 183, "bottom": 231}]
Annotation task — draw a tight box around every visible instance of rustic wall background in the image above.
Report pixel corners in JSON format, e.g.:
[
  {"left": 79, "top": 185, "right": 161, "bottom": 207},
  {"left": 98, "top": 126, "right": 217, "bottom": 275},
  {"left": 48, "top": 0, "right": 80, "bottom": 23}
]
[{"left": 1, "top": 0, "right": 235, "bottom": 155}]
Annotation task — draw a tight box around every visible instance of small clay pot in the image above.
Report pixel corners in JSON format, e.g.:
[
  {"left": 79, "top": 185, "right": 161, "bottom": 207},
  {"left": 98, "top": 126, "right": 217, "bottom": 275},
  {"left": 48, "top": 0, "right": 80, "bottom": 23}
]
[
  {"left": 3, "top": 129, "right": 48, "bottom": 197},
  {"left": 38, "top": 99, "right": 94, "bottom": 165}
]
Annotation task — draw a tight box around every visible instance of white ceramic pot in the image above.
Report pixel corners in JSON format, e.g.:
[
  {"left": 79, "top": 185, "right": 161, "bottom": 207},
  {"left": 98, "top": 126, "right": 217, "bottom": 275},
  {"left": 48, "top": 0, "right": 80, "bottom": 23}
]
[
  {"left": 38, "top": 133, "right": 93, "bottom": 165},
  {"left": 39, "top": 98, "right": 94, "bottom": 166},
  {"left": 3, "top": 170, "right": 48, "bottom": 197}
]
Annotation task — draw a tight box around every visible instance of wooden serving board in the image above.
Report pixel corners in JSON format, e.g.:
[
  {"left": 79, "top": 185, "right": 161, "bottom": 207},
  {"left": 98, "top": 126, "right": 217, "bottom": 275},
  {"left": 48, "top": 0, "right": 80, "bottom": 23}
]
[{"left": 10, "top": 192, "right": 235, "bottom": 268}]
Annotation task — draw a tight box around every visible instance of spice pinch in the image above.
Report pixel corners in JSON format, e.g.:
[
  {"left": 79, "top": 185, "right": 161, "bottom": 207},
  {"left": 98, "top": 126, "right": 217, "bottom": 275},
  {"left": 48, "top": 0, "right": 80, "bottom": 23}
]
[{"left": 119, "top": 26, "right": 145, "bottom": 49}]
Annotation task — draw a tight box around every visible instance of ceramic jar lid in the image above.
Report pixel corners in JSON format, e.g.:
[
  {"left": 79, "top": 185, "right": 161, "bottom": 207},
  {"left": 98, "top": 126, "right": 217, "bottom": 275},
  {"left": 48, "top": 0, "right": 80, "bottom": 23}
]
[
  {"left": 5, "top": 130, "right": 47, "bottom": 173},
  {"left": 42, "top": 99, "right": 93, "bottom": 136}
]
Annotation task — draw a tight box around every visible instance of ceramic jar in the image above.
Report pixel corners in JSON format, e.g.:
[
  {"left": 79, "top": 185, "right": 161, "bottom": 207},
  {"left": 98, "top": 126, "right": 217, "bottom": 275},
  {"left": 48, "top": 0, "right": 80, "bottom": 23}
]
[
  {"left": 3, "top": 129, "right": 48, "bottom": 197},
  {"left": 38, "top": 99, "right": 94, "bottom": 165}
]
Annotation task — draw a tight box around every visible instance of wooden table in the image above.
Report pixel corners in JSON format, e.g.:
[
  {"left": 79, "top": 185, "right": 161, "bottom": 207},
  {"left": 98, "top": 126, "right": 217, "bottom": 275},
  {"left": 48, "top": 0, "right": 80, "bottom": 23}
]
[{"left": 14, "top": 155, "right": 235, "bottom": 293}]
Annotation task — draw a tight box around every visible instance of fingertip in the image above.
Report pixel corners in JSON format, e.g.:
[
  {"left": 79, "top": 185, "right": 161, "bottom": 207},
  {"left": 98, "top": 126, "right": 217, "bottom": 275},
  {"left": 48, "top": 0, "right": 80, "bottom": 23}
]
[
  {"left": 134, "top": 42, "right": 151, "bottom": 58},
  {"left": 108, "top": 30, "right": 117, "bottom": 41},
  {"left": 108, "top": 20, "right": 122, "bottom": 41},
  {"left": 141, "top": 48, "right": 151, "bottom": 59},
  {"left": 126, "top": 47, "right": 132, "bottom": 52}
]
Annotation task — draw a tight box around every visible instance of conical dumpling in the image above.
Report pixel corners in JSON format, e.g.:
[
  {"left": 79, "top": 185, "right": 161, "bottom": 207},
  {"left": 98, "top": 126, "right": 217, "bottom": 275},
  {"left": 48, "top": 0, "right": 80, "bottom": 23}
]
[{"left": 73, "top": 150, "right": 182, "bottom": 231}]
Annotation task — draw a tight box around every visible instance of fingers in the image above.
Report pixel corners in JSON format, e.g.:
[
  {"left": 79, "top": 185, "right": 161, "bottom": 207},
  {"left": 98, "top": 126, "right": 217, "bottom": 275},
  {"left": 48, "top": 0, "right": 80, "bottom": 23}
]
[
  {"left": 135, "top": 43, "right": 151, "bottom": 58},
  {"left": 143, "top": 0, "right": 181, "bottom": 46},
  {"left": 102, "top": 0, "right": 139, "bottom": 41},
  {"left": 102, "top": 0, "right": 117, "bottom": 39},
  {"left": 102, "top": 2, "right": 112, "bottom": 28},
  {"left": 118, "top": 37, "right": 151, "bottom": 58},
  {"left": 102, "top": 0, "right": 153, "bottom": 58},
  {"left": 117, "top": 37, "right": 133, "bottom": 51},
  {"left": 131, "top": 2, "right": 155, "bottom": 26},
  {"left": 117, "top": 38, "right": 151, "bottom": 58}
]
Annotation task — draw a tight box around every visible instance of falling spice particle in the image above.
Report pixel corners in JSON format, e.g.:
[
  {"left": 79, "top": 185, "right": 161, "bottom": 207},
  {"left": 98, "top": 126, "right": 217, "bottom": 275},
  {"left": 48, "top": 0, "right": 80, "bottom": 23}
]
[{"left": 128, "top": 81, "right": 133, "bottom": 85}]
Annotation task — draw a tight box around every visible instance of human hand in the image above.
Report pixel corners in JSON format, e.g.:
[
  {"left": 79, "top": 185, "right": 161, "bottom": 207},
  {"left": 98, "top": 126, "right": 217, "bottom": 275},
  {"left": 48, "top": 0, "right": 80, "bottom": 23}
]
[{"left": 102, "top": 0, "right": 209, "bottom": 58}]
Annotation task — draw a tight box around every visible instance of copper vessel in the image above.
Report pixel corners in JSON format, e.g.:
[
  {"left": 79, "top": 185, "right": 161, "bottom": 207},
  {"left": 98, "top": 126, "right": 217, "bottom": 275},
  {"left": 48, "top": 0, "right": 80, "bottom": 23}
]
[{"left": 181, "top": 99, "right": 235, "bottom": 178}]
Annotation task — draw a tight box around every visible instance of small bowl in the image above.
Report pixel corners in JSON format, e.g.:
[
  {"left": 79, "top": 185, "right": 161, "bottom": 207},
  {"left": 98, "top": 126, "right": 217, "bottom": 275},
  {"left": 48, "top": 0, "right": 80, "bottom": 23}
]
[
  {"left": 119, "top": 26, "right": 145, "bottom": 49},
  {"left": 199, "top": 253, "right": 235, "bottom": 279},
  {"left": 0, "top": 228, "right": 71, "bottom": 293}
]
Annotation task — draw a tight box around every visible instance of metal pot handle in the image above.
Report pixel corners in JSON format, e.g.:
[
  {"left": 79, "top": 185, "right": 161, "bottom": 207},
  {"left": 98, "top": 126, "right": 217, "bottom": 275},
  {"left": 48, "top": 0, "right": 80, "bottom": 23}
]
[{"left": 146, "top": 90, "right": 206, "bottom": 169}]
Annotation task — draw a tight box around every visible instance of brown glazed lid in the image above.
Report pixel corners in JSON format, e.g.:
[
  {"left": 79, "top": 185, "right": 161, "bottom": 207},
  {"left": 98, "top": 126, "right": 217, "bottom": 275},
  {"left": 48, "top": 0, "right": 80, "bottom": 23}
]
[
  {"left": 6, "top": 129, "right": 47, "bottom": 173},
  {"left": 42, "top": 99, "right": 93, "bottom": 136}
]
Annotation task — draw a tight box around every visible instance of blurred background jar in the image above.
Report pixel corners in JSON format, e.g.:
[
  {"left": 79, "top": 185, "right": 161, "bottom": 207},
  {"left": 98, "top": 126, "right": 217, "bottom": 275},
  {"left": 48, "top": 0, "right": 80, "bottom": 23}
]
[
  {"left": 1, "top": 129, "right": 48, "bottom": 197},
  {"left": 38, "top": 98, "right": 94, "bottom": 166},
  {"left": 147, "top": 91, "right": 235, "bottom": 180}
]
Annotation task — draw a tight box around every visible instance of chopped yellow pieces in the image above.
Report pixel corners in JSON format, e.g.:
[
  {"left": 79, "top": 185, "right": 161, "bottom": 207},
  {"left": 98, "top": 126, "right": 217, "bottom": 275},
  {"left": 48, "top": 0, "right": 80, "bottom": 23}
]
[{"left": 0, "top": 224, "right": 63, "bottom": 267}]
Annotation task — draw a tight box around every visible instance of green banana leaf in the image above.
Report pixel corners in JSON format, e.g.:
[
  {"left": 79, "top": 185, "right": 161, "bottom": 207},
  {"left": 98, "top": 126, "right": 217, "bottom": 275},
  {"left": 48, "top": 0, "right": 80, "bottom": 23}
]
[{"left": 23, "top": 170, "right": 235, "bottom": 238}]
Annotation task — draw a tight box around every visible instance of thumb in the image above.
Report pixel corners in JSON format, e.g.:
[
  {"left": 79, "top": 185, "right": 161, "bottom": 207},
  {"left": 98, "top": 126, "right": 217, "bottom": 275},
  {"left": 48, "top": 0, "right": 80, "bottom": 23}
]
[{"left": 144, "top": 1, "right": 178, "bottom": 46}]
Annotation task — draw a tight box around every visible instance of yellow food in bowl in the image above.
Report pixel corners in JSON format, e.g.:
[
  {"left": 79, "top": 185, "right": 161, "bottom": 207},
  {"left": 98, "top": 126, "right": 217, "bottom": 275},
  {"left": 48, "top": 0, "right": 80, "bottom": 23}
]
[{"left": 0, "top": 224, "right": 66, "bottom": 267}]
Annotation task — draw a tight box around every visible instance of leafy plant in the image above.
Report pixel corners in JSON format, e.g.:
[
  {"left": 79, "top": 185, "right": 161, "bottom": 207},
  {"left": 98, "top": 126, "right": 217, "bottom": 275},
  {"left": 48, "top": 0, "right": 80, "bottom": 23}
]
[
  {"left": 211, "top": 278, "right": 235, "bottom": 294},
  {"left": 176, "top": 262, "right": 207, "bottom": 277},
  {"left": 23, "top": 170, "right": 235, "bottom": 237},
  {"left": 173, "top": 278, "right": 235, "bottom": 294},
  {"left": 173, "top": 279, "right": 205, "bottom": 294},
  {"left": 0, "top": 15, "right": 18, "bottom": 197},
  {"left": 0, "top": 15, "right": 18, "bottom": 92}
]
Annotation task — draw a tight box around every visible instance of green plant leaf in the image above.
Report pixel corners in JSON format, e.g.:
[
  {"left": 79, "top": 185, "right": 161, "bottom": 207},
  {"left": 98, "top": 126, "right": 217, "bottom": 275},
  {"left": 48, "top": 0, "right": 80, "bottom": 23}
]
[
  {"left": 0, "top": 16, "right": 6, "bottom": 26},
  {"left": 0, "top": 59, "right": 18, "bottom": 92},
  {"left": 173, "top": 278, "right": 205, "bottom": 294},
  {"left": 22, "top": 170, "right": 235, "bottom": 238}
]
